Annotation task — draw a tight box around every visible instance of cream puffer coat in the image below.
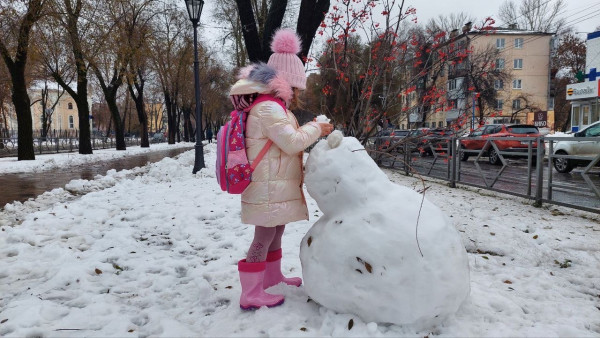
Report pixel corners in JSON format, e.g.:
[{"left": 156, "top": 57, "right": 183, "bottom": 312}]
[
  {"left": 242, "top": 100, "right": 321, "bottom": 227},
  {"left": 230, "top": 80, "right": 322, "bottom": 227}
]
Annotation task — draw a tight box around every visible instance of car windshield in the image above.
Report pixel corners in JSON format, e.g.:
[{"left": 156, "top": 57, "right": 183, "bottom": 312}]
[
  {"left": 392, "top": 130, "right": 409, "bottom": 136},
  {"left": 506, "top": 125, "right": 538, "bottom": 134}
]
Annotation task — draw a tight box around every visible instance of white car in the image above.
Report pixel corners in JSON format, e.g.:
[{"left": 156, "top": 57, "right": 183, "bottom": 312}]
[{"left": 553, "top": 121, "right": 600, "bottom": 173}]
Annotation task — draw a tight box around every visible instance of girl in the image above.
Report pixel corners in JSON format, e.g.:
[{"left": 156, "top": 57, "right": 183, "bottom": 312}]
[{"left": 228, "top": 29, "right": 333, "bottom": 310}]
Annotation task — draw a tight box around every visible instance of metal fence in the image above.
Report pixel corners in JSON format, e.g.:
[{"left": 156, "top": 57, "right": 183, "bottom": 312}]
[
  {"left": 0, "top": 136, "right": 161, "bottom": 158},
  {"left": 368, "top": 135, "right": 600, "bottom": 214}
]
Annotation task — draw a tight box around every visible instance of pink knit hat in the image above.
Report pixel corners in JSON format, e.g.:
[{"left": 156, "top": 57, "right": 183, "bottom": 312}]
[{"left": 267, "top": 29, "right": 306, "bottom": 90}]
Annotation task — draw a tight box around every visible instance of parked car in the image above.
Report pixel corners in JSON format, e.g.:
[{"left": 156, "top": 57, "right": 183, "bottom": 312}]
[
  {"left": 151, "top": 132, "right": 165, "bottom": 143},
  {"left": 419, "top": 128, "right": 457, "bottom": 156},
  {"left": 553, "top": 121, "right": 600, "bottom": 173},
  {"left": 459, "top": 124, "right": 542, "bottom": 165},
  {"left": 374, "top": 129, "right": 410, "bottom": 151}
]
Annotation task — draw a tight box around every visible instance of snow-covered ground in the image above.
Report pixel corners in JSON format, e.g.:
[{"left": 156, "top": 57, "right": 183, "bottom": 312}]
[
  {"left": 0, "top": 142, "right": 194, "bottom": 175},
  {"left": 1, "top": 142, "right": 599, "bottom": 337}
]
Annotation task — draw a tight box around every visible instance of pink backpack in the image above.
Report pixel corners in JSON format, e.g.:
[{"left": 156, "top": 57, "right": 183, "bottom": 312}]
[{"left": 215, "top": 94, "right": 286, "bottom": 194}]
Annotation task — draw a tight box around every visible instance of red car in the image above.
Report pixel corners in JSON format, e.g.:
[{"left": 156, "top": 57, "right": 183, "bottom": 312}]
[{"left": 459, "top": 124, "right": 542, "bottom": 165}]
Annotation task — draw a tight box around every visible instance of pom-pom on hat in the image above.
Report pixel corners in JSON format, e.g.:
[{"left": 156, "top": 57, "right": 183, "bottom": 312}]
[{"left": 267, "top": 29, "right": 307, "bottom": 90}]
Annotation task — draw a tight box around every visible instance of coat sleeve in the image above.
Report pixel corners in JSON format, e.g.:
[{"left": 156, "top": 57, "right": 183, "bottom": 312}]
[{"left": 256, "top": 101, "right": 322, "bottom": 156}]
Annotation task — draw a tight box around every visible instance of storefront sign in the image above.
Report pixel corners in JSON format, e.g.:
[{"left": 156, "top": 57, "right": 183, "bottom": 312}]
[
  {"left": 533, "top": 111, "right": 547, "bottom": 127},
  {"left": 566, "top": 80, "right": 600, "bottom": 100}
]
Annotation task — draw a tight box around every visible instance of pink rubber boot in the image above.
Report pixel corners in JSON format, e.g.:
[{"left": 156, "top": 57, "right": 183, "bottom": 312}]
[
  {"left": 263, "top": 249, "right": 302, "bottom": 288},
  {"left": 238, "top": 259, "right": 284, "bottom": 310}
]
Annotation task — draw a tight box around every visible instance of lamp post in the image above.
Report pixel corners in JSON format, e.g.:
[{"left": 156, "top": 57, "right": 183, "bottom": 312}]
[
  {"left": 472, "top": 92, "right": 477, "bottom": 130},
  {"left": 185, "top": 0, "right": 205, "bottom": 174}
]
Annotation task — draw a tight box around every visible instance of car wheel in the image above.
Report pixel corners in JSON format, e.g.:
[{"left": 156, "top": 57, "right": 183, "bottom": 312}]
[
  {"left": 488, "top": 148, "right": 501, "bottom": 165},
  {"left": 459, "top": 146, "right": 469, "bottom": 161},
  {"left": 553, "top": 151, "right": 573, "bottom": 173}
]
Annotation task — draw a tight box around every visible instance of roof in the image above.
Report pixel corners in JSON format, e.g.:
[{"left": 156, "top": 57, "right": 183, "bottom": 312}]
[{"left": 469, "top": 28, "right": 554, "bottom": 36}]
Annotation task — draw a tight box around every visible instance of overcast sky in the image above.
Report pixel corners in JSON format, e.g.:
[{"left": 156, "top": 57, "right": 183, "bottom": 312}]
[
  {"left": 407, "top": 0, "right": 599, "bottom": 34},
  {"left": 199, "top": 0, "right": 600, "bottom": 68}
]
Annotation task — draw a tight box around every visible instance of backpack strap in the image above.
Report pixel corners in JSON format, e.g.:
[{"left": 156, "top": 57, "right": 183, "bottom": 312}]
[{"left": 246, "top": 94, "right": 286, "bottom": 170}]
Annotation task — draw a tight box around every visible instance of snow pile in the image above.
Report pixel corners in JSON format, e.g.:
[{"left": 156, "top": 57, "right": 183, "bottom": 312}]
[{"left": 300, "top": 133, "right": 470, "bottom": 328}]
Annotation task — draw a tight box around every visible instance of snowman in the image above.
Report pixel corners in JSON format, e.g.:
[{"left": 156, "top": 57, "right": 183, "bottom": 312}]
[{"left": 300, "top": 130, "right": 470, "bottom": 328}]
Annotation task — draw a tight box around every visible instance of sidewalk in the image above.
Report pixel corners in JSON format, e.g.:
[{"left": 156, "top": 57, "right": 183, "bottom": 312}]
[{"left": 0, "top": 143, "right": 599, "bottom": 337}]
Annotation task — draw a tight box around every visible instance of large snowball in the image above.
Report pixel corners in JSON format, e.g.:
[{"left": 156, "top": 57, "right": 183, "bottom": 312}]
[{"left": 301, "top": 135, "right": 470, "bottom": 328}]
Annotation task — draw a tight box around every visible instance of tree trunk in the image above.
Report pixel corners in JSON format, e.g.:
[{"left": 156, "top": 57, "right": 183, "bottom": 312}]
[
  {"left": 296, "top": 0, "right": 330, "bottom": 63},
  {"left": 261, "top": 0, "right": 287, "bottom": 60},
  {"left": 183, "top": 106, "right": 191, "bottom": 142},
  {"left": 12, "top": 71, "right": 35, "bottom": 160},
  {"left": 128, "top": 83, "right": 149, "bottom": 148},
  {"left": 236, "top": 0, "right": 263, "bottom": 62},
  {"left": 106, "top": 91, "right": 126, "bottom": 150},
  {"left": 164, "top": 91, "right": 176, "bottom": 144}
]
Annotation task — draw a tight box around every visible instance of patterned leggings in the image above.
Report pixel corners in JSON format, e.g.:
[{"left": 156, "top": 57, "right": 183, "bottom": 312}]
[{"left": 246, "top": 225, "right": 285, "bottom": 262}]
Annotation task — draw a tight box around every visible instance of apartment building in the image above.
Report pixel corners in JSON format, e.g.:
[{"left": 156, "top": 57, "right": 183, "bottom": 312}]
[{"left": 425, "top": 25, "right": 554, "bottom": 130}]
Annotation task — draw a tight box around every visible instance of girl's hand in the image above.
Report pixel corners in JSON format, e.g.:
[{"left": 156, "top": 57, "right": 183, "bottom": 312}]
[{"left": 318, "top": 123, "right": 334, "bottom": 137}]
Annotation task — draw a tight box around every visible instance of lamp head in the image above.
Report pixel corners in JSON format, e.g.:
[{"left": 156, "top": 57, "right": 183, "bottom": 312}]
[{"left": 184, "top": 0, "right": 204, "bottom": 25}]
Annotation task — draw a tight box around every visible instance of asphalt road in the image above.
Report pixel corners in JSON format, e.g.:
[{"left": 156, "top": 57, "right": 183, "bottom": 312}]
[{"left": 378, "top": 152, "right": 600, "bottom": 212}]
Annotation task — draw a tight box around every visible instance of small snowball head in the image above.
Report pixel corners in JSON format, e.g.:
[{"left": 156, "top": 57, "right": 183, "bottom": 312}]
[
  {"left": 270, "top": 29, "right": 302, "bottom": 55},
  {"left": 327, "top": 130, "right": 344, "bottom": 149}
]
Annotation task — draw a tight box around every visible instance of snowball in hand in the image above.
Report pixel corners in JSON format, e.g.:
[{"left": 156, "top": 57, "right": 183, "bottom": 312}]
[
  {"left": 301, "top": 136, "right": 470, "bottom": 328},
  {"left": 315, "top": 114, "right": 330, "bottom": 123}
]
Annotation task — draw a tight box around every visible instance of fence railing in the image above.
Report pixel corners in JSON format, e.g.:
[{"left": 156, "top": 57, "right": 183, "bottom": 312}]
[
  {"left": 368, "top": 135, "right": 600, "bottom": 214},
  {"left": 0, "top": 136, "right": 164, "bottom": 158}
]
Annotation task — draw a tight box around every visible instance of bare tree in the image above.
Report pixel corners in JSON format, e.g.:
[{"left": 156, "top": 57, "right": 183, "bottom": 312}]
[
  {"left": 150, "top": 2, "right": 191, "bottom": 144},
  {"left": 89, "top": 0, "right": 154, "bottom": 150},
  {"left": 214, "top": 0, "right": 248, "bottom": 67},
  {"left": 552, "top": 33, "right": 586, "bottom": 131},
  {"left": 123, "top": 0, "right": 156, "bottom": 148},
  {"left": 498, "top": 0, "right": 566, "bottom": 33},
  {"left": 0, "top": 0, "right": 47, "bottom": 160},
  {"left": 39, "top": 0, "right": 95, "bottom": 154},
  {"left": 426, "top": 12, "right": 475, "bottom": 34}
]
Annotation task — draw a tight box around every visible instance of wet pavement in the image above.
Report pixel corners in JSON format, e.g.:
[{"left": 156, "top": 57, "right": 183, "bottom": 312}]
[
  {"left": 379, "top": 154, "right": 600, "bottom": 212},
  {"left": 0, "top": 147, "right": 192, "bottom": 207}
]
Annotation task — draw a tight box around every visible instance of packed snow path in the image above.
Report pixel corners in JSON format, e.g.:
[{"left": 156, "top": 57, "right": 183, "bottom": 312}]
[{"left": 0, "top": 145, "right": 599, "bottom": 337}]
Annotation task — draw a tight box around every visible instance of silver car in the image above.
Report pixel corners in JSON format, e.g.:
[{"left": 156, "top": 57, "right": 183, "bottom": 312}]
[{"left": 553, "top": 121, "right": 600, "bottom": 173}]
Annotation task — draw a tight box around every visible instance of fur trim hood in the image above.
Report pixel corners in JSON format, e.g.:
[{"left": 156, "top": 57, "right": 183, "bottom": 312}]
[{"left": 229, "top": 63, "right": 293, "bottom": 109}]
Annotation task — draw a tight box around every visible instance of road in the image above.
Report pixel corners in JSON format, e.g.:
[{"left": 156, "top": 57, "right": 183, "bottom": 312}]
[{"left": 378, "top": 152, "right": 600, "bottom": 211}]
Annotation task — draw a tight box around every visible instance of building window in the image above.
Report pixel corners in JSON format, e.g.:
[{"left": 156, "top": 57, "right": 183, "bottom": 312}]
[
  {"left": 515, "top": 38, "right": 523, "bottom": 49},
  {"left": 494, "top": 80, "right": 504, "bottom": 90},
  {"left": 69, "top": 115, "right": 74, "bottom": 129},
  {"left": 512, "top": 79, "right": 522, "bottom": 89},
  {"left": 496, "top": 38, "right": 505, "bottom": 49},
  {"left": 449, "top": 99, "right": 458, "bottom": 109},
  {"left": 514, "top": 59, "right": 523, "bottom": 69},
  {"left": 448, "top": 79, "right": 457, "bottom": 90},
  {"left": 496, "top": 99, "right": 504, "bottom": 110},
  {"left": 68, "top": 102, "right": 73, "bottom": 109},
  {"left": 495, "top": 58, "right": 505, "bottom": 69},
  {"left": 431, "top": 121, "right": 437, "bottom": 128},
  {"left": 512, "top": 99, "right": 521, "bottom": 110}
]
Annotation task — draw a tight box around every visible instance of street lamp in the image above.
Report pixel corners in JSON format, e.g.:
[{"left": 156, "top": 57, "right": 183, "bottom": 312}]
[{"left": 185, "top": 0, "right": 205, "bottom": 174}]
